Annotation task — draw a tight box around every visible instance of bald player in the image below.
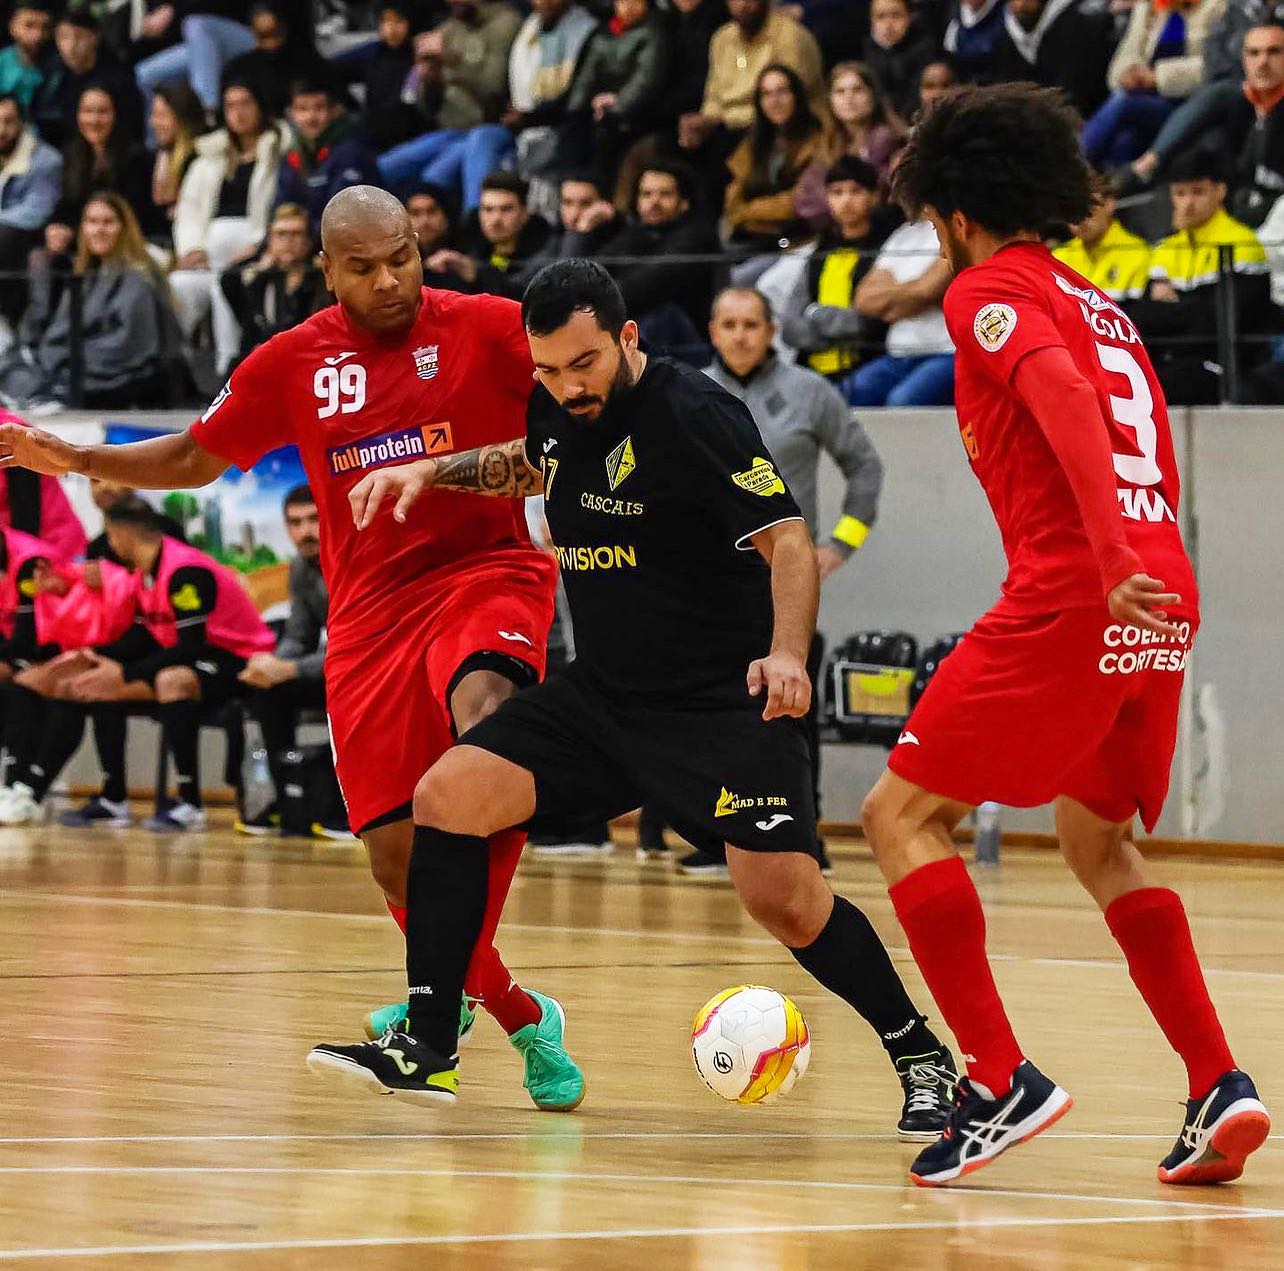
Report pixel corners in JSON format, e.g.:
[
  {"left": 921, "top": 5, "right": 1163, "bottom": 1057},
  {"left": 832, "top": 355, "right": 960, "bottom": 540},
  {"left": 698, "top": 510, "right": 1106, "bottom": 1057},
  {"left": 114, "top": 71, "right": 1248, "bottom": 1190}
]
[{"left": 0, "top": 186, "right": 585, "bottom": 1110}]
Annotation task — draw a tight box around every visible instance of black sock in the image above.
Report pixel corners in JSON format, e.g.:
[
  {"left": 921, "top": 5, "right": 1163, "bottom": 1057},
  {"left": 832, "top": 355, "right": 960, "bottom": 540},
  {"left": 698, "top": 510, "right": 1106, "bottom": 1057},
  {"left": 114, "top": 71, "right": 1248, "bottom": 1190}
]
[
  {"left": 26, "top": 700, "right": 86, "bottom": 800},
  {"left": 2, "top": 684, "right": 45, "bottom": 784},
  {"left": 91, "top": 706, "right": 127, "bottom": 803},
  {"left": 790, "top": 895, "right": 942, "bottom": 1062},
  {"left": 160, "top": 699, "right": 202, "bottom": 807},
  {"left": 405, "top": 825, "right": 490, "bottom": 1057}
]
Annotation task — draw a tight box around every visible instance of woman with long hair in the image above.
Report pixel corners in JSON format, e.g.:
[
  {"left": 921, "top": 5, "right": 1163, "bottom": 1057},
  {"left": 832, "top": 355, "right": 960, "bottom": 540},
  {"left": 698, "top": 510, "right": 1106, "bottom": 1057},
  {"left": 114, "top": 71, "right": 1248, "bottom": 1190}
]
[
  {"left": 2, "top": 194, "right": 181, "bottom": 410},
  {"left": 795, "top": 62, "right": 905, "bottom": 229},
  {"left": 724, "top": 63, "right": 825, "bottom": 248},
  {"left": 149, "top": 83, "right": 207, "bottom": 245}
]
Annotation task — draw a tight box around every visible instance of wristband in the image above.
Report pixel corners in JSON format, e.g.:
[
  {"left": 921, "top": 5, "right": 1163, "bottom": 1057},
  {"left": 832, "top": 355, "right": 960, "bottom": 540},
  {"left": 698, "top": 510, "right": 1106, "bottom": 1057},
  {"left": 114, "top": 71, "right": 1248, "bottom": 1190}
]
[{"left": 831, "top": 515, "right": 870, "bottom": 551}]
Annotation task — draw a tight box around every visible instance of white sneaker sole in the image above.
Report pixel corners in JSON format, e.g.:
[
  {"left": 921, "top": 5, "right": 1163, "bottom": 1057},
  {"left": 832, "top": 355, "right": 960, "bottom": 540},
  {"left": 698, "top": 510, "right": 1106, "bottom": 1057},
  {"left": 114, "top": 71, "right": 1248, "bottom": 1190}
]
[
  {"left": 531, "top": 843, "right": 613, "bottom": 857},
  {"left": 305, "top": 1049, "right": 457, "bottom": 1105}
]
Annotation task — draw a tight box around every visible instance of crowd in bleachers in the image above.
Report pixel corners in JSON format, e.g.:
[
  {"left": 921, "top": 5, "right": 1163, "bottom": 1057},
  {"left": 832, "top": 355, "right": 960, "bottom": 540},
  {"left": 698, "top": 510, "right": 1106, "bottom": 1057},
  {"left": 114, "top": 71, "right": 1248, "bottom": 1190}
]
[{"left": 0, "top": 0, "right": 1283, "bottom": 407}]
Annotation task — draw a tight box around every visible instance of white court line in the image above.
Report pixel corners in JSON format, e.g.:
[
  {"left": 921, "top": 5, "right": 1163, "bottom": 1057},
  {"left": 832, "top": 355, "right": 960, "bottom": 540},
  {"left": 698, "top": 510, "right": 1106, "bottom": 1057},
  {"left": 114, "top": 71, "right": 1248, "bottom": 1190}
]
[
  {"left": 3, "top": 889, "right": 1282, "bottom": 981},
  {"left": 1, "top": 1210, "right": 1281, "bottom": 1262}
]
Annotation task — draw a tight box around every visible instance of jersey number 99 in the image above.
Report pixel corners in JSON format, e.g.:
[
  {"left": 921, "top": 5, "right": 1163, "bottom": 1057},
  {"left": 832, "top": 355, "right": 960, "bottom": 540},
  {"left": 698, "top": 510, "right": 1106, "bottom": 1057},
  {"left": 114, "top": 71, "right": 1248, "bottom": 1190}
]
[{"left": 314, "top": 364, "right": 367, "bottom": 419}]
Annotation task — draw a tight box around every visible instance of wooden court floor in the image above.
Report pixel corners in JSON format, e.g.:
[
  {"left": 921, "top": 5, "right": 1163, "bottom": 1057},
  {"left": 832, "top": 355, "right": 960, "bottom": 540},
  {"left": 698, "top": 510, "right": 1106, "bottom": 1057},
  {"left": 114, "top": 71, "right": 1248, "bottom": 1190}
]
[{"left": 1, "top": 821, "right": 1282, "bottom": 1269}]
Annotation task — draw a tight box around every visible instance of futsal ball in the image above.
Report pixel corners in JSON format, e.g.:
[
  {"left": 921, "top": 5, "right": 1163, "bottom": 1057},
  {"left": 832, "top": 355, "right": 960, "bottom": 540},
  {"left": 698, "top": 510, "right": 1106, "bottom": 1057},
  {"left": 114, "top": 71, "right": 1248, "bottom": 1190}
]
[{"left": 690, "top": 985, "right": 811, "bottom": 1105}]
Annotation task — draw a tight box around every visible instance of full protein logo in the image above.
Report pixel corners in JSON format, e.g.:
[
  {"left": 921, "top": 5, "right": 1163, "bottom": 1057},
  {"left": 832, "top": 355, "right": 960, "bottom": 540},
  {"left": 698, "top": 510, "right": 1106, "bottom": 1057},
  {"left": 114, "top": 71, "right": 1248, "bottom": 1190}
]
[{"left": 327, "top": 422, "right": 453, "bottom": 476}]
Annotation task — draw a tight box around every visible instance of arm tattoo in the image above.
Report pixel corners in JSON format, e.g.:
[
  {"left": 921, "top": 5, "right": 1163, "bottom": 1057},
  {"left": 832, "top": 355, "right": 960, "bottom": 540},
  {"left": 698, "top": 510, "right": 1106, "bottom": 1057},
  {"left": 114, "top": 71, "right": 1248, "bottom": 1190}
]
[{"left": 432, "top": 439, "right": 543, "bottom": 497}]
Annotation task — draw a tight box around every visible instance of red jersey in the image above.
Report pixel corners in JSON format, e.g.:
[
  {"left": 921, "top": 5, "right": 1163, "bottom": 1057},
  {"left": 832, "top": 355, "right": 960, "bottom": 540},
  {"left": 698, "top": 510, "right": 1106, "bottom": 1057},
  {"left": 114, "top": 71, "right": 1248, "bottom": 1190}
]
[
  {"left": 190, "top": 288, "right": 539, "bottom": 653},
  {"left": 944, "top": 242, "right": 1197, "bottom": 614}
]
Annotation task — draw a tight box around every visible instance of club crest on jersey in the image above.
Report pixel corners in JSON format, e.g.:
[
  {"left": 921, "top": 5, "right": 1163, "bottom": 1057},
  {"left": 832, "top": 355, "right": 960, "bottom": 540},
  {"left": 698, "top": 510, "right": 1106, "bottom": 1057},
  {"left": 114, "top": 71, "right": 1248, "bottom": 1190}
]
[
  {"left": 732, "top": 456, "right": 786, "bottom": 497},
  {"left": 327, "top": 422, "right": 454, "bottom": 475},
  {"left": 973, "top": 303, "right": 1017, "bottom": 352},
  {"left": 605, "top": 435, "right": 636, "bottom": 490},
  {"left": 412, "top": 344, "right": 439, "bottom": 381}
]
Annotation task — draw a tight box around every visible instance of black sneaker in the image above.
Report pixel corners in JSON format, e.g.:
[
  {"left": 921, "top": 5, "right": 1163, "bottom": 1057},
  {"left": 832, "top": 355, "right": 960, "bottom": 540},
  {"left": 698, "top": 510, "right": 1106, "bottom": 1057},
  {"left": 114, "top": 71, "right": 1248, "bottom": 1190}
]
[
  {"left": 306, "top": 1028, "right": 460, "bottom": 1104},
  {"left": 1157, "top": 1069, "right": 1270, "bottom": 1185},
  {"left": 909, "top": 1059, "right": 1072, "bottom": 1187},
  {"left": 234, "top": 804, "right": 281, "bottom": 837},
  {"left": 678, "top": 849, "right": 729, "bottom": 878},
  {"left": 58, "top": 796, "right": 132, "bottom": 829},
  {"left": 896, "top": 1047, "right": 959, "bottom": 1140},
  {"left": 636, "top": 838, "right": 669, "bottom": 862}
]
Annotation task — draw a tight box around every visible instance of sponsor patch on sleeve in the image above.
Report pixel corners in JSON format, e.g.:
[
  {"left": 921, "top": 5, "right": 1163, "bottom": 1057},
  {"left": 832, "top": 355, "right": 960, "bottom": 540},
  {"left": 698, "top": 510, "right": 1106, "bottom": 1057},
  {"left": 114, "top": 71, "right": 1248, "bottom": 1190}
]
[
  {"left": 731, "top": 457, "right": 786, "bottom": 497},
  {"left": 973, "top": 303, "right": 1018, "bottom": 352}
]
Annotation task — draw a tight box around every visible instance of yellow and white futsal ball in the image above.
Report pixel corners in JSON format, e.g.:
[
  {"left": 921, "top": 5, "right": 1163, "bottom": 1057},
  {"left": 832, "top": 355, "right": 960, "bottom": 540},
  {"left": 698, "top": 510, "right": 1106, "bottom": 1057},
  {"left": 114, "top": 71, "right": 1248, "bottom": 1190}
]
[{"left": 691, "top": 985, "right": 811, "bottom": 1104}]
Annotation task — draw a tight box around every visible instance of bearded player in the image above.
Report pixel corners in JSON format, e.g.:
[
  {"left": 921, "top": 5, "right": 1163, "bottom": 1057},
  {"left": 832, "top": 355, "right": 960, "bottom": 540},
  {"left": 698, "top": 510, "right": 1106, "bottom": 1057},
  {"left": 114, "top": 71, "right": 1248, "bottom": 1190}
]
[
  {"left": 858, "top": 84, "right": 1270, "bottom": 1187},
  {"left": 0, "top": 186, "right": 584, "bottom": 1111}
]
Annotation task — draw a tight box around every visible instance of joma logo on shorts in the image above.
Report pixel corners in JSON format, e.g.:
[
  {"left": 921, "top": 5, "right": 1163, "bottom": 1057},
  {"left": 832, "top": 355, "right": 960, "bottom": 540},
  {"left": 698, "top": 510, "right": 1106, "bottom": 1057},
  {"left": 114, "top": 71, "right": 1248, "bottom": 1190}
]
[{"left": 327, "top": 423, "right": 453, "bottom": 476}]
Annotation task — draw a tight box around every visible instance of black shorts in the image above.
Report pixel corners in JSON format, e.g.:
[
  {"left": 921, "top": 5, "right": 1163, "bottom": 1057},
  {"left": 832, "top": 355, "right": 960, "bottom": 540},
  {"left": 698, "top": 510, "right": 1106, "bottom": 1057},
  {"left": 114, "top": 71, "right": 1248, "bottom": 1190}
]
[
  {"left": 128, "top": 645, "right": 248, "bottom": 708},
  {"left": 459, "top": 669, "right": 819, "bottom": 856}
]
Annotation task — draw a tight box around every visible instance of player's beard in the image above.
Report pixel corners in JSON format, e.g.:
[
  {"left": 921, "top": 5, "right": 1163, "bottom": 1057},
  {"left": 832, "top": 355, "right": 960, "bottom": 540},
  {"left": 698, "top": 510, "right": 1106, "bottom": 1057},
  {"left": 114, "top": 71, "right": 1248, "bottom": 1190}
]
[{"left": 937, "top": 219, "right": 969, "bottom": 276}]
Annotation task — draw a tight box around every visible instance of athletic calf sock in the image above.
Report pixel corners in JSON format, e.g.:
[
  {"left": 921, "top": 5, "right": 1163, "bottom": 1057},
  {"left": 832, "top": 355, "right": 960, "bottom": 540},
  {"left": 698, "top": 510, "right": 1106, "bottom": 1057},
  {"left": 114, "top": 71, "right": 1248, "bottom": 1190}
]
[
  {"left": 405, "top": 824, "right": 490, "bottom": 1057},
  {"left": 790, "top": 895, "right": 943, "bottom": 1061},
  {"left": 1105, "top": 886, "right": 1236, "bottom": 1099},
  {"left": 24, "top": 701, "right": 87, "bottom": 801},
  {"left": 386, "top": 898, "right": 408, "bottom": 935},
  {"left": 91, "top": 707, "right": 128, "bottom": 804},
  {"left": 466, "top": 943, "right": 543, "bottom": 1034},
  {"left": 889, "top": 855, "right": 1023, "bottom": 1096},
  {"left": 159, "top": 699, "right": 203, "bottom": 807}
]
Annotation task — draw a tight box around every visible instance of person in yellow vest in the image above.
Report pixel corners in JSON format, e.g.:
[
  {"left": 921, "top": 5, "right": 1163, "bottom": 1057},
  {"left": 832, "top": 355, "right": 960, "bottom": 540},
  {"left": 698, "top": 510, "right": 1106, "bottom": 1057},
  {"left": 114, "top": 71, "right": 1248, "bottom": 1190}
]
[
  {"left": 1129, "top": 147, "right": 1274, "bottom": 403},
  {"left": 1053, "top": 190, "right": 1152, "bottom": 302}
]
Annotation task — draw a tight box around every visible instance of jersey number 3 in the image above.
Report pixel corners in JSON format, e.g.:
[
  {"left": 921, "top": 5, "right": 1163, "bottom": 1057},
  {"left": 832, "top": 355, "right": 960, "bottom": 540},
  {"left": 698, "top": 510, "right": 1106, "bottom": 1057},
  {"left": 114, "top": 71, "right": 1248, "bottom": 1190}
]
[
  {"left": 314, "top": 364, "right": 367, "bottom": 419},
  {"left": 1096, "top": 343, "right": 1162, "bottom": 487}
]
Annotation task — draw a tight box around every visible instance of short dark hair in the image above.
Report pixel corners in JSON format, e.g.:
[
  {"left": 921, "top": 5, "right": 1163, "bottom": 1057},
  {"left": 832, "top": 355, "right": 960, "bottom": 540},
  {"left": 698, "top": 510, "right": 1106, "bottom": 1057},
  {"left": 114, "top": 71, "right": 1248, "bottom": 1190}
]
[
  {"left": 104, "top": 495, "right": 161, "bottom": 534},
  {"left": 825, "top": 156, "right": 879, "bottom": 191},
  {"left": 634, "top": 158, "right": 696, "bottom": 207},
  {"left": 0, "top": 93, "right": 25, "bottom": 121},
  {"left": 58, "top": 9, "right": 99, "bottom": 31},
  {"left": 481, "top": 170, "right": 529, "bottom": 205},
  {"left": 891, "top": 82, "right": 1094, "bottom": 238},
  {"left": 405, "top": 181, "right": 458, "bottom": 224},
  {"left": 522, "top": 259, "right": 626, "bottom": 339},
  {"left": 12, "top": 3, "right": 53, "bottom": 14},
  {"left": 1167, "top": 147, "right": 1228, "bottom": 185},
  {"left": 283, "top": 483, "right": 315, "bottom": 511},
  {"left": 712, "top": 286, "right": 773, "bottom": 324},
  {"left": 560, "top": 169, "right": 603, "bottom": 193},
  {"left": 290, "top": 76, "right": 339, "bottom": 105}
]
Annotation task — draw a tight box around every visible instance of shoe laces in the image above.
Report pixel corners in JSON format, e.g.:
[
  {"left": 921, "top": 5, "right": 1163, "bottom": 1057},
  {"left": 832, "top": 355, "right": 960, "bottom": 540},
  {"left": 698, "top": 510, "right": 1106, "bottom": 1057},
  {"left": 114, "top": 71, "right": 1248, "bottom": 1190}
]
[{"left": 903, "top": 1062, "right": 951, "bottom": 1114}]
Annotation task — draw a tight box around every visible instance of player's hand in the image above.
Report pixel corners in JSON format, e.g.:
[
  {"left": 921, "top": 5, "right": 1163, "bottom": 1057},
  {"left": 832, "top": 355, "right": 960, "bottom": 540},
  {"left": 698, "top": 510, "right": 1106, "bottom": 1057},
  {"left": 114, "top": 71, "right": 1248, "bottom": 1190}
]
[
  {"left": 747, "top": 651, "right": 812, "bottom": 721},
  {"left": 1107, "top": 573, "right": 1184, "bottom": 639},
  {"left": 238, "top": 652, "right": 298, "bottom": 688},
  {"left": 816, "top": 544, "right": 846, "bottom": 581},
  {"left": 32, "top": 562, "right": 70, "bottom": 597},
  {"left": 349, "top": 459, "right": 438, "bottom": 529},
  {"left": 81, "top": 560, "right": 102, "bottom": 590},
  {"left": 68, "top": 654, "right": 125, "bottom": 702},
  {"left": 0, "top": 421, "right": 81, "bottom": 476}
]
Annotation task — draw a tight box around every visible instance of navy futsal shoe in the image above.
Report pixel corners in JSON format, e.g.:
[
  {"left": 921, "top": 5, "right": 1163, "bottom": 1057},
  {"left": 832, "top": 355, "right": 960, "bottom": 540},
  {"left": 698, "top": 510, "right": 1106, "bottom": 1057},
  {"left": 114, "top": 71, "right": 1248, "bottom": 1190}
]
[{"left": 1158, "top": 1069, "right": 1270, "bottom": 1185}]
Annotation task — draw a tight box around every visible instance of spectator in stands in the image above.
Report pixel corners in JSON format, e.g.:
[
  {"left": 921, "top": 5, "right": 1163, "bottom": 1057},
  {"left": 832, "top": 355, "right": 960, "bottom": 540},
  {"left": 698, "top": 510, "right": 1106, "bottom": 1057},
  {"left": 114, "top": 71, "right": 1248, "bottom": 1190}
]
[
  {"left": 276, "top": 79, "right": 379, "bottom": 236},
  {"left": 147, "top": 84, "right": 207, "bottom": 249},
  {"left": 1120, "top": 20, "right": 1284, "bottom": 223},
  {"left": 219, "top": 4, "right": 329, "bottom": 122},
  {"left": 134, "top": 3, "right": 256, "bottom": 117},
  {"left": 795, "top": 61, "right": 905, "bottom": 231},
  {"left": 430, "top": 169, "right": 552, "bottom": 295},
  {"left": 863, "top": 0, "right": 936, "bottom": 120},
  {"left": 725, "top": 63, "right": 825, "bottom": 247},
  {"left": 0, "top": 193, "right": 181, "bottom": 411},
  {"left": 219, "top": 203, "right": 327, "bottom": 369},
  {"left": 943, "top": 0, "right": 1007, "bottom": 82},
  {"left": 406, "top": 181, "right": 459, "bottom": 260},
  {"left": 378, "top": 0, "right": 522, "bottom": 206},
  {"left": 0, "top": 94, "right": 59, "bottom": 334},
  {"left": 915, "top": 58, "right": 959, "bottom": 114},
  {"left": 845, "top": 214, "right": 953, "bottom": 405},
  {"left": 170, "top": 80, "right": 287, "bottom": 375},
  {"left": 0, "top": 4, "right": 53, "bottom": 113},
  {"left": 577, "top": 160, "right": 722, "bottom": 351},
  {"left": 502, "top": 0, "right": 598, "bottom": 187},
  {"left": 1083, "top": 0, "right": 1225, "bottom": 171},
  {"left": 558, "top": 0, "right": 668, "bottom": 182},
  {"left": 523, "top": 170, "right": 618, "bottom": 267},
  {"left": 1053, "top": 190, "right": 1152, "bottom": 301},
  {"left": 990, "top": 0, "right": 1113, "bottom": 119},
  {"left": 767, "top": 156, "right": 893, "bottom": 379},
  {"left": 47, "top": 85, "right": 155, "bottom": 253},
  {"left": 682, "top": 0, "right": 824, "bottom": 196},
  {"left": 235, "top": 483, "right": 341, "bottom": 838},
  {"left": 360, "top": 2, "right": 422, "bottom": 152},
  {"left": 1130, "top": 148, "right": 1272, "bottom": 402},
  {"left": 31, "top": 11, "right": 143, "bottom": 150}
]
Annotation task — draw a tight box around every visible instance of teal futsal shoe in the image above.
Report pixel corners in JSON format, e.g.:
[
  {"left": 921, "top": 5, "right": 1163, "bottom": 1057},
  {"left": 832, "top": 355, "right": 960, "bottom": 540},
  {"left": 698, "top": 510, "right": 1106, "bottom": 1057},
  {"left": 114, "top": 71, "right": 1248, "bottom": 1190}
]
[{"left": 508, "top": 990, "right": 586, "bottom": 1112}]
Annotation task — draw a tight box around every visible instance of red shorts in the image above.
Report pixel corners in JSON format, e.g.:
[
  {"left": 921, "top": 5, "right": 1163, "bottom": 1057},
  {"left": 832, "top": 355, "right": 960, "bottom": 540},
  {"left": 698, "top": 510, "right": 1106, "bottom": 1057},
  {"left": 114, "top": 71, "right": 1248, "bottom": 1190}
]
[
  {"left": 325, "top": 547, "right": 556, "bottom": 833},
  {"left": 888, "top": 601, "right": 1198, "bottom": 831}
]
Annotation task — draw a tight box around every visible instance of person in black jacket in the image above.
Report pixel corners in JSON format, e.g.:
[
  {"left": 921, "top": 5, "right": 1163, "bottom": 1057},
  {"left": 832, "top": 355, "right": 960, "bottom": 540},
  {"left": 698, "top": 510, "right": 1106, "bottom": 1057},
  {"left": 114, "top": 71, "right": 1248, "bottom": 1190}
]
[
  {"left": 358, "top": 3, "right": 422, "bottom": 152},
  {"left": 217, "top": 3, "right": 331, "bottom": 122},
  {"left": 989, "top": 0, "right": 1113, "bottom": 119},
  {"left": 863, "top": 0, "right": 938, "bottom": 121}
]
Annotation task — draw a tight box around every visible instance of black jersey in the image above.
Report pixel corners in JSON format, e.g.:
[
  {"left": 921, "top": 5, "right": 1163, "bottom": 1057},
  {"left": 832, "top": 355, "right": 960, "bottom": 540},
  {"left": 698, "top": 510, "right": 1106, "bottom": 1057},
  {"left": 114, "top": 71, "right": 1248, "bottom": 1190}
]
[{"left": 524, "top": 357, "right": 804, "bottom": 707}]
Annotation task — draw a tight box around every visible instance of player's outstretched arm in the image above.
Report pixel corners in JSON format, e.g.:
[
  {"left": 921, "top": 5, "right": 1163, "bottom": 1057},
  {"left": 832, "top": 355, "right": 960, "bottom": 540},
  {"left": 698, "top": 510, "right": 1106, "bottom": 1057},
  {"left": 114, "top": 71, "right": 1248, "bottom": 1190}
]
[
  {"left": 746, "top": 518, "right": 818, "bottom": 721},
  {"left": 350, "top": 438, "right": 543, "bottom": 528},
  {"left": 0, "top": 423, "right": 228, "bottom": 488}
]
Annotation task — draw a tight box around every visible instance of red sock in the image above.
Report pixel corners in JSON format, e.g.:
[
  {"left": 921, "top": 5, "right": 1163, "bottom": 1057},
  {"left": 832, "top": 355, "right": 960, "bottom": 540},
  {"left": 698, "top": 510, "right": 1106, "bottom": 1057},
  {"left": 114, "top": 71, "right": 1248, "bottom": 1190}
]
[
  {"left": 464, "top": 828, "right": 541, "bottom": 1034},
  {"left": 386, "top": 898, "right": 407, "bottom": 935},
  {"left": 1105, "top": 887, "right": 1235, "bottom": 1098},
  {"left": 889, "top": 856, "right": 1023, "bottom": 1096}
]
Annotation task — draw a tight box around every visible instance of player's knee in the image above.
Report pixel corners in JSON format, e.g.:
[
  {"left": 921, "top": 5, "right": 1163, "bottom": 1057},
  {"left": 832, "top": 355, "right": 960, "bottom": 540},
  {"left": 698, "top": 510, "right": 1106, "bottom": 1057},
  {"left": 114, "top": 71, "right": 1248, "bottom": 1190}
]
[
  {"left": 860, "top": 784, "right": 904, "bottom": 856},
  {"left": 744, "top": 885, "right": 824, "bottom": 948},
  {"left": 412, "top": 760, "right": 489, "bottom": 834},
  {"left": 155, "top": 666, "right": 199, "bottom": 703}
]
